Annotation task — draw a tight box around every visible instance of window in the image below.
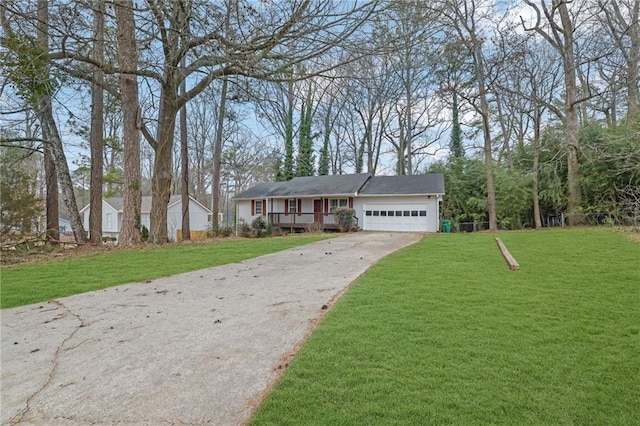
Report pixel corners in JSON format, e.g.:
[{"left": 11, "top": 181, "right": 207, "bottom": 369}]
[
  {"left": 373, "top": 211, "right": 380, "bottom": 216},
  {"left": 403, "top": 211, "right": 410, "bottom": 217},
  {"left": 329, "top": 198, "right": 348, "bottom": 212},
  {"left": 419, "top": 210, "right": 427, "bottom": 217},
  {"left": 388, "top": 211, "right": 395, "bottom": 216},
  {"left": 411, "top": 210, "right": 418, "bottom": 217},
  {"left": 380, "top": 211, "right": 387, "bottom": 216},
  {"left": 365, "top": 210, "right": 372, "bottom": 216},
  {"left": 255, "top": 200, "right": 263, "bottom": 215},
  {"left": 106, "top": 213, "right": 112, "bottom": 228},
  {"left": 396, "top": 211, "right": 402, "bottom": 217},
  {"left": 288, "top": 199, "right": 297, "bottom": 214}
]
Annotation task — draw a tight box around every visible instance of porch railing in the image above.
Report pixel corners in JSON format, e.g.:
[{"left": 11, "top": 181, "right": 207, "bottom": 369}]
[{"left": 267, "top": 212, "right": 358, "bottom": 229}]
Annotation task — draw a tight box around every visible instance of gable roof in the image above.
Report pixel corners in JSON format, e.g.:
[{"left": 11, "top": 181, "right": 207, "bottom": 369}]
[
  {"left": 234, "top": 173, "right": 372, "bottom": 199},
  {"left": 359, "top": 174, "right": 445, "bottom": 196},
  {"left": 234, "top": 173, "right": 445, "bottom": 199},
  {"left": 89, "top": 195, "right": 212, "bottom": 214}
]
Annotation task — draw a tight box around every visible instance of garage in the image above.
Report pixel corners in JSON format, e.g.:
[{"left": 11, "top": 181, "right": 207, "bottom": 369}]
[{"left": 362, "top": 203, "right": 430, "bottom": 232}]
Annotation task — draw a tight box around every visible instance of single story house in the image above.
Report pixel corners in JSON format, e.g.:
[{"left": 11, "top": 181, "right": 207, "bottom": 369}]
[
  {"left": 80, "top": 195, "right": 212, "bottom": 242},
  {"left": 233, "top": 173, "right": 445, "bottom": 233}
]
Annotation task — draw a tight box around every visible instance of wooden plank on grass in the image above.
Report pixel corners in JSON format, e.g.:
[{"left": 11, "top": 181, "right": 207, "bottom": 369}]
[{"left": 495, "top": 237, "right": 520, "bottom": 270}]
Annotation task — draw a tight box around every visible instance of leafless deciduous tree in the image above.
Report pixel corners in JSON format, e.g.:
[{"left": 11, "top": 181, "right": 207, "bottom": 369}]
[
  {"left": 523, "top": 0, "right": 585, "bottom": 225},
  {"left": 1, "top": 0, "right": 87, "bottom": 244},
  {"left": 89, "top": 0, "right": 104, "bottom": 245},
  {"left": 437, "top": 0, "right": 499, "bottom": 230},
  {"left": 598, "top": 0, "right": 640, "bottom": 120},
  {"left": 114, "top": 0, "right": 141, "bottom": 245}
]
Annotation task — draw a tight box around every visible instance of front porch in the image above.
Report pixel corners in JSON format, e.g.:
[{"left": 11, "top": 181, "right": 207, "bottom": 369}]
[{"left": 268, "top": 212, "right": 358, "bottom": 231}]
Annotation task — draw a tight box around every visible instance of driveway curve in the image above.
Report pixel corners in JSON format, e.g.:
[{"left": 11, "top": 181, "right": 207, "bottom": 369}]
[{"left": 1, "top": 232, "right": 421, "bottom": 425}]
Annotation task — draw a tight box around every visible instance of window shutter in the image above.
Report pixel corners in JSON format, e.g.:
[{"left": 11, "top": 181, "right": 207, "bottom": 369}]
[
  {"left": 251, "top": 200, "right": 255, "bottom": 216},
  {"left": 284, "top": 199, "right": 289, "bottom": 215},
  {"left": 349, "top": 197, "right": 353, "bottom": 208},
  {"left": 324, "top": 198, "right": 329, "bottom": 215},
  {"left": 297, "top": 199, "right": 302, "bottom": 215}
]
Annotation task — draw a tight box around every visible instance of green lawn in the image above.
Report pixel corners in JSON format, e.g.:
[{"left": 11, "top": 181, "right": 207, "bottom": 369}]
[
  {"left": 0, "top": 235, "right": 330, "bottom": 309},
  {"left": 251, "top": 229, "right": 640, "bottom": 425}
]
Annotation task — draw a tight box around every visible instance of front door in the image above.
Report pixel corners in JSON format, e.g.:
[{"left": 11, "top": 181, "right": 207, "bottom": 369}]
[{"left": 313, "top": 199, "right": 323, "bottom": 223}]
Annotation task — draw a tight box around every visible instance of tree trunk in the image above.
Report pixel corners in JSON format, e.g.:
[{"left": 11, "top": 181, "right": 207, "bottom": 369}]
[
  {"left": 180, "top": 56, "right": 190, "bottom": 241},
  {"left": 405, "top": 61, "right": 413, "bottom": 175},
  {"left": 627, "top": 0, "right": 639, "bottom": 119},
  {"left": 474, "top": 41, "right": 497, "bottom": 230},
  {"left": 212, "top": 76, "right": 228, "bottom": 232},
  {"left": 34, "top": 0, "right": 59, "bottom": 244},
  {"left": 115, "top": 0, "right": 141, "bottom": 245},
  {"left": 558, "top": 3, "right": 583, "bottom": 226},
  {"left": 36, "top": 0, "right": 86, "bottom": 245},
  {"left": 150, "top": 85, "right": 178, "bottom": 243},
  {"left": 89, "top": 0, "right": 104, "bottom": 245},
  {"left": 532, "top": 108, "right": 542, "bottom": 229},
  {"left": 37, "top": 98, "right": 87, "bottom": 244},
  {"left": 43, "top": 145, "right": 59, "bottom": 243}
]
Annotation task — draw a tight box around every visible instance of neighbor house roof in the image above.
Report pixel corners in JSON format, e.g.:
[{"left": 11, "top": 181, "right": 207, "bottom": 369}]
[
  {"left": 233, "top": 173, "right": 372, "bottom": 199},
  {"left": 85, "top": 195, "right": 211, "bottom": 213},
  {"left": 359, "top": 174, "right": 445, "bottom": 196}
]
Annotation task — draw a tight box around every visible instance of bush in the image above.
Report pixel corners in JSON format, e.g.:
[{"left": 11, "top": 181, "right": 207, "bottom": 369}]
[
  {"left": 238, "top": 222, "right": 251, "bottom": 238},
  {"left": 251, "top": 216, "right": 267, "bottom": 238},
  {"left": 305, "top": 222, "right": 325, "bottom": 233},
  {"left": 333, "top": 207, "right": 356, "bottom": 232},
  {"left": 207, "top": 224, "right": 234, "bottom": 238},
  {"left": 141, "top": 225, "right": 149, "bottom": 242}
]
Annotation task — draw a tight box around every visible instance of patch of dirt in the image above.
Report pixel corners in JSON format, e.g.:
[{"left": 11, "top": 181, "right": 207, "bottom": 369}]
[
  {"left": 0, "top": 237, "right": 237, "bottom": 267},
  {"left": 625, "top": 231, "right": 640, "bottom": 243}
]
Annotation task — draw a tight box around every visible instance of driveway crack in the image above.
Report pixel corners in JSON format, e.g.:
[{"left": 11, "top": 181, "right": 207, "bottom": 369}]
[{"left": 9, "top": 300, "right": 87, "bottom": 425}]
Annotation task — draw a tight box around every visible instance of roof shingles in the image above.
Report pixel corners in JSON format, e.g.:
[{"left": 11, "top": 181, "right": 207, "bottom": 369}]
[{"left": 234, "top": 173, "right": 444, "bottom": 199}]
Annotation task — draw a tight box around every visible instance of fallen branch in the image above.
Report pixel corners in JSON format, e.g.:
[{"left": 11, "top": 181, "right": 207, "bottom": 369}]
[{"left": 495, "top": 237, "right": 520, "bottom": 270}]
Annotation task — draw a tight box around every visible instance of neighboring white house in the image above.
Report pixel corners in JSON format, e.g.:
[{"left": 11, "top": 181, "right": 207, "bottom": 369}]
[
  {"left": 233, "top": 173, "right": 445, "bottom": 233},
  {"left": 80, "top": 195, "right": 212, "bottom": 242}
]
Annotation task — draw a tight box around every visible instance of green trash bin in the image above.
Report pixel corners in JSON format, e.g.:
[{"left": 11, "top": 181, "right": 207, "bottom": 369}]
[{"left": 441, "top": 220, "right": 451, "bottom": 233}]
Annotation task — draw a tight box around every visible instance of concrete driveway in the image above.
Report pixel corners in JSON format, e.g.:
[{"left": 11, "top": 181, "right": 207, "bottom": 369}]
[{"left": 1, "top": 232, "right": 421, "bottom": 425}]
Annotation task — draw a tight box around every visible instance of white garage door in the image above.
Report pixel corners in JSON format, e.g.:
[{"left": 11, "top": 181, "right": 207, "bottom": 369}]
[{"left": 362, "top": 203, "right": 429, "bottom": 232}]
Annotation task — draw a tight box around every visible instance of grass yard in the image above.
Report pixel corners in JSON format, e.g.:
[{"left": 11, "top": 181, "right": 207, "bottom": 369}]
[
  {"left": 251, "top": 229, "right": 639, "bottom": 425},
  {"left": 0, "top": 235, "right": 330, "bottom": 309}
]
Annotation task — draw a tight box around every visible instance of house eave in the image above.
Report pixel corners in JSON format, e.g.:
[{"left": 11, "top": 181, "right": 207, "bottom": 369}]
[
  {"left": 357, "top": 193, "right": 445, "bottom": 197},
  {"left": 234, "top": 193, "right": 357, "bottom": 201}
]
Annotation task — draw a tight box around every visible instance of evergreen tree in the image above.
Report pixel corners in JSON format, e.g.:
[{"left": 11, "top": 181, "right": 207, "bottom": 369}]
[
  {"left": 295, "top": 92, "right": 314, "bottom": 177},
  {"left": 450, "top": 91, "right": 464, "bottom": 159},
  {"left": 283, "top": 81, "right": 295, "bottom": 181},
  {"left": 318, "top": 131, "right": 330, "bottom": 175}
]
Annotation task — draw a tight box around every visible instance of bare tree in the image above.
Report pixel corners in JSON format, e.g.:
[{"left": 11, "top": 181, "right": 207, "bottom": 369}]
[
  {"left": 180, "top": 53, "right": 190, "bottom": 241},
  {"left": 114, "top": 0, "right": 141, "bottom": 245},
  {"left": 1, "top": 0, "right": 87, "bottom": 244},
  {"left": 437, "top": 0, "right": 499, "bottom": 230},
  {"left": 89, "top": 0, "right": 104, "bottom": 245},
  {"left": 598, "top": 0, "right": 640, "bottom": 120},
  {"left": 523, "top": 0, "right": 585, "bottom": 225}
]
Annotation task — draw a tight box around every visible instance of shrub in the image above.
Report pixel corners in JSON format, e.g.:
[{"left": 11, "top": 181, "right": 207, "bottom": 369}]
[
  {"left": 305, "top": 222, "right": 325, "bottom": 233},
  {"left": 251, "top": 216, "right": 267, "bottom": 238},
  {"left": 207, "top": 224, "right": 234, "bottom": 238},
  {"left": 238, "top": 222, "right": 251, "bottom": 238},
  {"left": 141, "top": 225, "right": 149, "bottom": 242},
  {"left": 218, "top": 225, "right": 234, "bottom": 237},
  {"left": 333, "top": 207, "right": 356, "bottom": 232}
]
